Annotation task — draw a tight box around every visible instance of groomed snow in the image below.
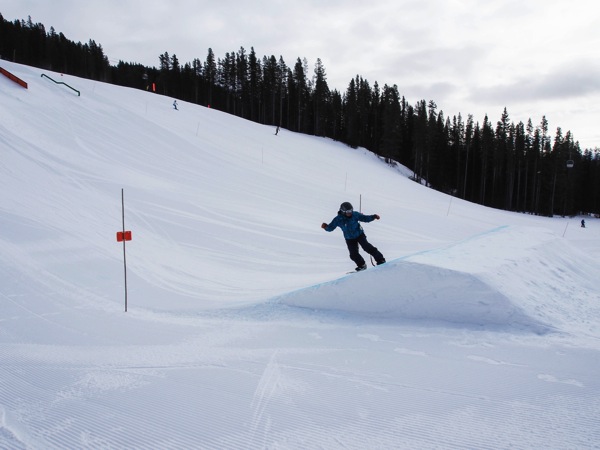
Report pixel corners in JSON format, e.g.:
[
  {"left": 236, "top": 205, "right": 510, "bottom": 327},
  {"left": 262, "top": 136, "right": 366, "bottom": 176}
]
[{"left": 1, "top": 61, "right": 599, "bottom": 449}]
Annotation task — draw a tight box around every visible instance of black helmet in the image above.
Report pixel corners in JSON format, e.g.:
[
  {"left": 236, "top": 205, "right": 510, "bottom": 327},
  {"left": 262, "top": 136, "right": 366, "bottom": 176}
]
[{"left": 340, "top": 202, "right": 353, "bottom": 213}]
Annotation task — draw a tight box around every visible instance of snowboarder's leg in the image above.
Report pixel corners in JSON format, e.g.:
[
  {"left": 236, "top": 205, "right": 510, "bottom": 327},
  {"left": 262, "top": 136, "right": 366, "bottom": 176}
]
[
  {"left": 357, "top": 234, "right": 385, "bottom": 265},
  {"left": 345, "top": 238, "right": 366, "bottom": 267}
]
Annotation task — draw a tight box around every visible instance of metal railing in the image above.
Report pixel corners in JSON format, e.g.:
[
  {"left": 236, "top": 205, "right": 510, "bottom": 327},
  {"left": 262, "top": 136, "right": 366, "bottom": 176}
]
[{"left": 41, "top": 73, "right": 80, "bottom": 96}]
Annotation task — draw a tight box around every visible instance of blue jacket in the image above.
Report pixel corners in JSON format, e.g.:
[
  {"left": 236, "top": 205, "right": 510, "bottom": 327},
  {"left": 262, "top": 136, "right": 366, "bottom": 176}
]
[{"left": 324, "top": 211, "right": 376, "bottom": 240}]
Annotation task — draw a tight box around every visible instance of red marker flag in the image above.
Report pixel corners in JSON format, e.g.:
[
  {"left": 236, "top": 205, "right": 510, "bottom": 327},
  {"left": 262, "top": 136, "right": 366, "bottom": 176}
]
[{"left": 117, "top": 231, "right": 132, "bottom": 242}]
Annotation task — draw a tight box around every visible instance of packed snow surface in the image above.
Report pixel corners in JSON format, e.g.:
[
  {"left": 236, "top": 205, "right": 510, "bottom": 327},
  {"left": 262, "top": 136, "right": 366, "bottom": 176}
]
[{"left": 1, "top": 61, "right": 599, "bottom": 449}]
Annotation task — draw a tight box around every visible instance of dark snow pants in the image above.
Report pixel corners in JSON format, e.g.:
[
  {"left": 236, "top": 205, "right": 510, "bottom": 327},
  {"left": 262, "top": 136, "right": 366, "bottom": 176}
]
[{"left": 345, "top": 234, "right": 385, "bottom": 267}]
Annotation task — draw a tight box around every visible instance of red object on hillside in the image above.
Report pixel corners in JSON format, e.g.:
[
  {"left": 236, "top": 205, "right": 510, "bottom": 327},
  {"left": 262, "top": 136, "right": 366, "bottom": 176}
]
[
  {"left": 0, "top": 67, "right": 28, "bottom": 88},
  {"left": 116, "top": 231, "right": 132, "bottom": 242}
]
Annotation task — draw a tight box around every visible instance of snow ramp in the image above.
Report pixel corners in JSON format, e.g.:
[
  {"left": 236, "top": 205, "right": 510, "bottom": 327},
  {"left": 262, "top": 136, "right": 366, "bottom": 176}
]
[{"left": 274, "top": 226, "right": 600, "bottom": 334}]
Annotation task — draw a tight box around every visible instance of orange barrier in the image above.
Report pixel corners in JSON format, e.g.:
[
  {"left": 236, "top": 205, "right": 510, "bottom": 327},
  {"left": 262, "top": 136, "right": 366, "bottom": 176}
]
[{"left": 0, "top": 66, "right": 28, "bottom": 89}]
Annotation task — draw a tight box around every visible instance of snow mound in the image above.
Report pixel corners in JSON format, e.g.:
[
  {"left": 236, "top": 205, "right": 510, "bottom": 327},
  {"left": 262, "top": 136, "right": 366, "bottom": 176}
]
[
  {"left": 274, "top": 260, "right": 535, "bottom": 328},
  {"left": 275, "top": 226, "right": 600, "bottom": 334}
]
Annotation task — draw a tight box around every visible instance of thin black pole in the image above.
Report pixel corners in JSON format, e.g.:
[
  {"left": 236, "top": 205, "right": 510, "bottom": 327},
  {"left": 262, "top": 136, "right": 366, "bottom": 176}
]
[{"left": 122, "top": 188, "right": 128, "bottom": 312}]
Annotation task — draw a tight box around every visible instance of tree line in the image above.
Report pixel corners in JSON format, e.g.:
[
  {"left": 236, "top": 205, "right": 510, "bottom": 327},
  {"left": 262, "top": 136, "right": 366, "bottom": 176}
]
[{"left": 2, "top": 13, "right": 599, "bottom": 217}]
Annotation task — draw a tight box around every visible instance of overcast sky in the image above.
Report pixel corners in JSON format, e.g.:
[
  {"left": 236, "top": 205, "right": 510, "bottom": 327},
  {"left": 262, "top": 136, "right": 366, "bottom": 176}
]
[{"left": 3, "top": 0, "right": 600, "bottom": 149}]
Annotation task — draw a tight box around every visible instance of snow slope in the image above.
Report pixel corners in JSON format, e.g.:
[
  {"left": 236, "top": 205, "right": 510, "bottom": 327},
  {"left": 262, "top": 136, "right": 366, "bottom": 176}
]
[{"left": 1, "top": 60, "right": 599, "bottom": 449}]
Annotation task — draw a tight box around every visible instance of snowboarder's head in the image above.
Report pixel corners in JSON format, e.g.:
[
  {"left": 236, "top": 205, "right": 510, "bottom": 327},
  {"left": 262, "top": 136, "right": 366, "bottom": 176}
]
[{"left": 340, "top": 202, "right": 353, "bottom": 216}]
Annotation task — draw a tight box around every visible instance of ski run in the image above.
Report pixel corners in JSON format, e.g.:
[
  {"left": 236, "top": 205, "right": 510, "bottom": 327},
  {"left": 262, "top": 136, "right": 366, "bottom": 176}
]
[{"left": 1, "top": 60, "right": 599, "bottom": 449}]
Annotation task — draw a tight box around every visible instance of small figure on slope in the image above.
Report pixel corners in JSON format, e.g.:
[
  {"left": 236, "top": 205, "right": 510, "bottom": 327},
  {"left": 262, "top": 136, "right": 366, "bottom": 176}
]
[
  {"left": 173, "top": 100, "right": 178, "bottom": 110},
  {"left": 321, "top": 202, "right": 386, "bottom": 272},
  {"left": 581, "top": 219, "right": 586, "bottom": 228}
]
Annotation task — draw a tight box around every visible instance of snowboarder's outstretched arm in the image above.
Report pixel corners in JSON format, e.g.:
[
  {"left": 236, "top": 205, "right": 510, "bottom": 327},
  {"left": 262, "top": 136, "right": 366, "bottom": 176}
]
[
  {"left": 321, "top": 216, "right": 341, "bottom": 232},
  {"left": 357, "top": 213, "right": 380, "bottom": 222},
  {"left": 321, "top": 221, "right": 334, "bottom": 232}
]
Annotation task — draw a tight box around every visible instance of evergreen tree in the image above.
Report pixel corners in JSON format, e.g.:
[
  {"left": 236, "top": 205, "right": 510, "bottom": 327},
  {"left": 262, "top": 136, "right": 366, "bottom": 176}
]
[
  {"left": 312, "top": 58, "right": 330, "bottom": 136},
  {"left": 344, "top": 78, "right": 359, "bottom": 148},
  {"left": 261, "top": 55, "right": 278, "bottom": 124},
  {"left": 513, "top": 121, "right": 526, "bottom": 211},
  {"left": 462, "top": 114, "right": 475, "bottom": 199},
  {"left": 493, "top": 107, "right": 511, "bottom": 208},
  {"left": 292, "top": 58, "right": 308, "bottom": 132},
  {"left": 236, "top": 47, "right": 249, "bottom": 118},
  {"left": 479, "top": 115, "right": 494, "bottom": 205},
  {"left": 277, "top": 56, "right": 287, "bottom": 129},
  {"left": 248, "top": 47, "right": 261, "bottom": 121},
  {"left": 204, "top": 48, "right": 217, "bottom": 107},
  {"left": 412, "top": 100, "right": 428, "bottom": 184},
  {"left": 379, "top": 85, "right": 401, "bottom": 163},
  {"left": 356, "top": 76, "right": 371, "bottom": 148}
]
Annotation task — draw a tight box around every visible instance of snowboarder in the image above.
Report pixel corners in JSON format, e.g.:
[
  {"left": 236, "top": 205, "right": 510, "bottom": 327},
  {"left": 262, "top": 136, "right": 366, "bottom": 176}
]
[
  {"left": 173, "top": 100, "right": 178, "bottom": 110},
  {"left": 321, "top": 202, "right": 386, "bottom": 271},
  {"left": 581, "top": 219, "right": 586, "bottom": 228}
]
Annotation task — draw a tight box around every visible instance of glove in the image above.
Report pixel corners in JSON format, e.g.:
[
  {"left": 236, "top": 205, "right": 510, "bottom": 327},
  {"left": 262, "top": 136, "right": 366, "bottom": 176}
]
[
  {"left": 321, "top": 223, "right": 328, "bottom": 229},
  {"left": 374, "top": 214, "right": 380, "bottom": 220}
]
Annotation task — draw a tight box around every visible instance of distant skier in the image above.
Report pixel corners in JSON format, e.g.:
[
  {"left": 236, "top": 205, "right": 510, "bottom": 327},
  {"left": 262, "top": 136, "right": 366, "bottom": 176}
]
[
  {"left": 321, "top": 202, "right": 386, "bottom": 271},
  {"left": 581, "top": 219, "right": 586, "bottom": 228},
  {"left": 173, "top": 100, "right": 178, "bottom": 110}
]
